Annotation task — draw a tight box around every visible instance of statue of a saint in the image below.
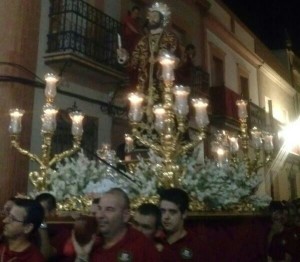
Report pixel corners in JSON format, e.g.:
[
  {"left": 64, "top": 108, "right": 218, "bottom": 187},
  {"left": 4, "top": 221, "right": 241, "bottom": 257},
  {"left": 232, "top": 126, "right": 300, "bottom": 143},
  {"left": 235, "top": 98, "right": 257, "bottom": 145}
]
[{"left": 117, "top": 2, "right": 181, "bottom": 119}]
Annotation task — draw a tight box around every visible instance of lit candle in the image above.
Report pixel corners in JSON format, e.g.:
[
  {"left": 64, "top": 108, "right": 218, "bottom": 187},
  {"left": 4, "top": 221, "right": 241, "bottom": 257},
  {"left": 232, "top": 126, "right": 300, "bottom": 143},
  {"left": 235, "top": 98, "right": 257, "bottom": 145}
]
[
  {"left": 117, "top": 34, "right": 122, "bottom": 48},
  {"left": 153, "top": 104, "right": 165, "bottom": 132},
  {"left": 41, "top": 104, "right": 58, "bottom": 133},
  {"left": 173, "top": 85, "right": 190, "bottom": 117},
  {"left": 236, "top": 99, "right": 248, "bottom": 119},
  {"left": 97, "top": 143, "right": 111, "bottom": 159},
  {"left": 158, "top": 50, "right": 176, "bottom": 83},
  {"left": 229, "top": 136, "right": 239, "bottom": 153},
  {"left": 44, "top": 73, "right": 59, "bottom": 101},
  {"left": 125, "top": 134, "right": 134, "bottom": 153},
  {"left": 128, "top": 92, "right": 143, "bottom": 122},
  {"left": 263, "top": 133, "right": 274, "bottom": 153},
  {"left": 9, "top": 109, "right": 25, "bottom": 135},
  {"left": 251, "top": 127, "right": 262, "bottom": 149},
  {"left": 69, "top": 111, "right": 84, "bottom": 136},
  {"left": 217, "top": 147, "right": 225, "bottom": 164},
  {"left": 192, "top": 98, "right": 209, "bottom": 128}
]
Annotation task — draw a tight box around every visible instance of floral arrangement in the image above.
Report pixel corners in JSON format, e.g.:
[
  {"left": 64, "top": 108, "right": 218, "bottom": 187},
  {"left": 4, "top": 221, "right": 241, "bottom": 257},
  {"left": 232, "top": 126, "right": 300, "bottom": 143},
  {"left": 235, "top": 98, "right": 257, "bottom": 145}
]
[
  {"left": 47, "top": 150, "right": 130, "bottom": 201},
  {"left": 47, "top": 148, "right": 271, "bottom": 212},
  {"left": 180, "top": 157, "right": 271, "bottom": 210}
]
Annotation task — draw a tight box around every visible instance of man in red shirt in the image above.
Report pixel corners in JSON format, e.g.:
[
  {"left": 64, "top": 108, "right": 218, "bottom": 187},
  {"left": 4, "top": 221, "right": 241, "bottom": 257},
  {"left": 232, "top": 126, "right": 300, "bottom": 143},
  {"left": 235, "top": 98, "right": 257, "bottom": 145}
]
[
  {"left": 89, "top": 188, "right": 160, "bottom": 261},
  {"left": 0, "top": 198, "right": 45, "bottom": 261},
  {"left": 159, "top": 188, "right": 215, "bottom": 262},
  {"left": 35, "top": 192, "right": 72, "bottom": 262},
  {"left": 122, "top": 6, "right": 142, "bottom": 54},
  {"left": 132, "top": 203, "right": 179, "bottom": 262}
]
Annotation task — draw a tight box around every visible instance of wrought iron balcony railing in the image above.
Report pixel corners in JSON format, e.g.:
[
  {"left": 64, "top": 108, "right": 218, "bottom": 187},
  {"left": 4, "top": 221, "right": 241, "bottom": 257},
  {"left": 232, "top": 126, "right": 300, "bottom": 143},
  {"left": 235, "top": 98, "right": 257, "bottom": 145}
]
[
  {"left": 190, "top": 66, "right": 210, "bottom": 98},
  {"left": 176, "top": 66, "right": 210, "bottom": 98},
  {"left": 47, "top": 0, "right": 122, "bottom": 71},
  {"left": 209, "top": 85, "right": 280, "bottom": 133}
]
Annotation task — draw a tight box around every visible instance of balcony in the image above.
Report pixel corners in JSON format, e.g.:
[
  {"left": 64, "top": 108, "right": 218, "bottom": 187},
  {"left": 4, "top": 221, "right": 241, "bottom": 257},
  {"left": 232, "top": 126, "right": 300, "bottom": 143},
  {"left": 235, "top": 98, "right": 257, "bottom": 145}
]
[
  {"left": 209, "top": 85, "right": 279, "bottom": 133},
  {"left": 45, "top": 0, "right": 125, "bottom": 80},
  {"left": 176, "top": 66, "right": 210, "bottom": 98},
  {"left": 209, "top": 85, "right": 240, "bottom": 129}
]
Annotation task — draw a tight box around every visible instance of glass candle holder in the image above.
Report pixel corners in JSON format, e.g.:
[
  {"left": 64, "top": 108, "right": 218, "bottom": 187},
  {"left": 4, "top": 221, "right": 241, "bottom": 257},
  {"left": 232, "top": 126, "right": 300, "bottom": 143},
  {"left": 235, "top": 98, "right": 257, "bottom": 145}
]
[
  {"left": 173, "top": 85, "right": 190, "bottom": 117},
  {"left": 228, "top": 136, "right": 239, "bottom": 153},
  {"left": 44, "top": 73, "right": 59, "bottom": 101},
  {"left": 128, "top": 92, "right": 143, "bottom": 122},
  {"left": 125, "top": 133, "right": 134, "bottom": 153},
  {"left": 69, "top": 111, "right": 84, "bottom": 136},
  {"left": 251, "top": 127, "right": 262, "bottom": 149},
  {"left": 192, "top": 98, "right": 209, "bottom": 128},
  {"left": 9, "top": 108, "right": 25, "bottom": 135},
  {"left": 41, "top": 104, "right": 58, "bottom": 133},
  {"left": 263, "top": 133, "right": 274, "bottom": 153},
  {"left": 236, "top": 99, "right": 248, "bottom": 119},
  {"left": 153, "top": 104, "right": 165, "bottom": 132},
  {"left": 158, "top": 50, "right": 177, "bottom": 83}
]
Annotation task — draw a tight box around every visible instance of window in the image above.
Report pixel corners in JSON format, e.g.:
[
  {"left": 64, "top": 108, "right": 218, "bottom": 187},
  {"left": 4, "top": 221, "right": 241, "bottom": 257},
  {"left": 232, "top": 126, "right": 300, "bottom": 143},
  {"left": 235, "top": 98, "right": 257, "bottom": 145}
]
[
  {"left": 209, "top": 43, "right": 225, "bottom": 87},
  {"left": 212, "top": 56, "right": 224, "bottom": 86},
  {"left": 52, "top": 110, "right": 98, "bottom": 159},
  {"left": 265, "top": 96, "right": 272, "bottom": 113},
  {"left": 237, "top": 64, "right": 249, "bottom": 100},
  {"left": 264, "top": 96, "right": 272, "bottom": 126}
]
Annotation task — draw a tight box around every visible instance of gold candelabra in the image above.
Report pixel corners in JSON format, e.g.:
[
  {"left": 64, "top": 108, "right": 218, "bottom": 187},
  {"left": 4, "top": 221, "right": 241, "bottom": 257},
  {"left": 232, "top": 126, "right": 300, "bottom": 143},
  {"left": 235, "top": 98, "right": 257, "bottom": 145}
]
[
  {"left": 125, "top": 50, "right": 274, "bottom": 188},
  {"left": 9, "top": 73, "right": 84, "bottom": 192},
  {"left": 127, "top": 50, "right": 209, "bottom": 188},
  {"left": 212, "top": 99, "right": 274, "bottom": 176}
]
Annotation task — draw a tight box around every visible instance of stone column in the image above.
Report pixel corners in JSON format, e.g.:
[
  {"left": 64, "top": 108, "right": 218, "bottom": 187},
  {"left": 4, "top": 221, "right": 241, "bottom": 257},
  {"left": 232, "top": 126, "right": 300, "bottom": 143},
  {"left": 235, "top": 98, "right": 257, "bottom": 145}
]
[{"left": 0, "top": 1, "right": 41, "bottom": 205}]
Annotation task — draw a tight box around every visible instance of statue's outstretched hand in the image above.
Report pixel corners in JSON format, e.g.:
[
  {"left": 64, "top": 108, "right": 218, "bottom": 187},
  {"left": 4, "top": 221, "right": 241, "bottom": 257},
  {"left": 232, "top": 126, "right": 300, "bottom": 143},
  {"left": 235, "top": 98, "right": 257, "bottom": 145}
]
[{"left": 117, "top": 48, "right": 129, "bottom": 64}]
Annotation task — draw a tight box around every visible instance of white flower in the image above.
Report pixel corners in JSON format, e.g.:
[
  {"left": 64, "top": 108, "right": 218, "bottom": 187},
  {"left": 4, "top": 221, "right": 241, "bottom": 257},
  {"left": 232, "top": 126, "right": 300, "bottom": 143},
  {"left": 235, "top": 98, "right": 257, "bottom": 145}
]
[
  {"left": 47, "top": 150, "right": 134, "bottom": 201},
  {"left": 47, "top": 148, "right": 271, "bottom": 211}
]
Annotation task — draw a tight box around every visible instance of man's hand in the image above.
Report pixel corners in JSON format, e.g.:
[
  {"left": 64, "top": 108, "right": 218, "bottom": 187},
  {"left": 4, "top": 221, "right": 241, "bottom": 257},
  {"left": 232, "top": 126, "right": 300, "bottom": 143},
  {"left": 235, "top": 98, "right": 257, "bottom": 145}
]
[{"left": 72, "top": 230, "right": 95, "bottom": 262}]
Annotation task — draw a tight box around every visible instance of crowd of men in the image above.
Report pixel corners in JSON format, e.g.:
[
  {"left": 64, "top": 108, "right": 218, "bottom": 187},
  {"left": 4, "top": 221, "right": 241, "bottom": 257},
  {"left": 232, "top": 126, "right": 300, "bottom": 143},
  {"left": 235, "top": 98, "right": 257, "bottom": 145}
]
[
  {"left": 2, "top": 188, "right": 300, "bottom": 261},
  {"left": 0, "top": 188, "right": 213, "bottom": 261}
]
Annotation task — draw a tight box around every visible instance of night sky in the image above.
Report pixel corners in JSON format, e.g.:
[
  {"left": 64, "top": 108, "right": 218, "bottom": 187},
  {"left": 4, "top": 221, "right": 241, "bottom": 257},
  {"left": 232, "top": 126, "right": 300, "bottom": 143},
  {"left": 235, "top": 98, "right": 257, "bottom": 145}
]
[{"left": 221, "top": 0, "right": 300, "bottom": 55}]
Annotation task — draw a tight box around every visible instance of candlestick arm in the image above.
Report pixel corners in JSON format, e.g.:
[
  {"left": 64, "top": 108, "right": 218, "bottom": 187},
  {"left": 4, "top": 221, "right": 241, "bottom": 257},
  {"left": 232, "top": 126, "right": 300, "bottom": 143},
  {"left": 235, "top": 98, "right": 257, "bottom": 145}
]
[{"left": 10, "top": 137, "right": 45, "bottom": 168}]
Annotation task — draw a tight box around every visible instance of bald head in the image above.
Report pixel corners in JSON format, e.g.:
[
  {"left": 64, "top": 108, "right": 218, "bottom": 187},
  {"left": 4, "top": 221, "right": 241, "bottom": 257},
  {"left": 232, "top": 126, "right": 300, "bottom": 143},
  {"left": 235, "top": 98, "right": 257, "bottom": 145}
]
[
  {"left": 96, "top": 188, "right": 131, "bottom": 240},
  {"left": 105, "top": 188, "right": 130, "bottom": 210}
]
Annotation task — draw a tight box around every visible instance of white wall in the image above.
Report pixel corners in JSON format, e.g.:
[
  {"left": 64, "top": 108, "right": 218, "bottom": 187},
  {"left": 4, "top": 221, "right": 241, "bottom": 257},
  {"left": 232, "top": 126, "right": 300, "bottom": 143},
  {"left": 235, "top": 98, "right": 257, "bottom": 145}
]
[
  {"left": 234, "top": 22, "right": 255, "bottom": 52},
  {"left": 206, "top": 30, "right": 259, "bottom": 104},
  {"left": 103, "top": 0, "right": 121, "bottom": 21},
  {"left": 209, "top": 1, "right": 231, "bottom": 32},
  {"left": 29, "top": 0, "right": 114, "bottom": 177}
]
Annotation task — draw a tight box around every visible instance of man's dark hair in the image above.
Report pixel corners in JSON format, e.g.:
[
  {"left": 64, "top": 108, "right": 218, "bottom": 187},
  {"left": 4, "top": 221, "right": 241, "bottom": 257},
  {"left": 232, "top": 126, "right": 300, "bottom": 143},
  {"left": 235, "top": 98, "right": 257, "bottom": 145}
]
[
  {"left": 131, "top": 6, "right": 140, "bottom": 12},
  {"left": 159, "top": 188, "right": 189, "bottom": 213},
  {"left": 14, "top": 198, "right": 44, "bottom": 232},
  {"left": 137, "top": 203, "right": 161, "bottom": 228},
  {"left": 92, "top": 197, "right": 100, "bottom": 205},
  {"left": 269, "top": 200, "right": 287, "bottom": 213},
  {"left": 35, "top": 192, "right": 57, "bottom": 212}
]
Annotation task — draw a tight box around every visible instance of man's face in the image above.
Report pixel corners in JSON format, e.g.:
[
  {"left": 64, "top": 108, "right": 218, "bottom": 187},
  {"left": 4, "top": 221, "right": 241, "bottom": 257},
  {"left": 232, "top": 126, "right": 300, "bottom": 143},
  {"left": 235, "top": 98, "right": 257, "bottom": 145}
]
[
  {"left": 39, "top": 201, "right": 56, "bottom": 218},
  {"left": 147, "top": 11, "right": 162, "bottom": 30},
  {"left": 160, "top": 200, "right": 186, "bottom": 234},
  {"left": 96, "top": 193, "right": 129, "bottom": 238},
  {"left": 2, "top": 205, "right": 32, "bottom": 240},
  {"left": 132, "top": 212, "right": 157, "bottom": 239},
  {"left": 131, "top": 9, "right": 140, "bottom": 19},
  {"left": 3, "top": 200, "right": 15, "bottom": 216}
]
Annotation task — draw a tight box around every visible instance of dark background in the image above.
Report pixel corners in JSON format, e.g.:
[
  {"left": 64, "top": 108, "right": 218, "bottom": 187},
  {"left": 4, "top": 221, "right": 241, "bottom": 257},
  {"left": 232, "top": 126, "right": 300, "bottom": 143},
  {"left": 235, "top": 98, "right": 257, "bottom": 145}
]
[{"left": 221, "top": 0, "right": 300, "bottom": 55}]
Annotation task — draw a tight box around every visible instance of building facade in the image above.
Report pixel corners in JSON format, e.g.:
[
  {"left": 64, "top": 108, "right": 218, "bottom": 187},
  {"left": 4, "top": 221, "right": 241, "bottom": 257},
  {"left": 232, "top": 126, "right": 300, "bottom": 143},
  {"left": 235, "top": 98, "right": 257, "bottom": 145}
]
[{"left": 0, "top": 0, "right": 299, "bottom": 205}]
